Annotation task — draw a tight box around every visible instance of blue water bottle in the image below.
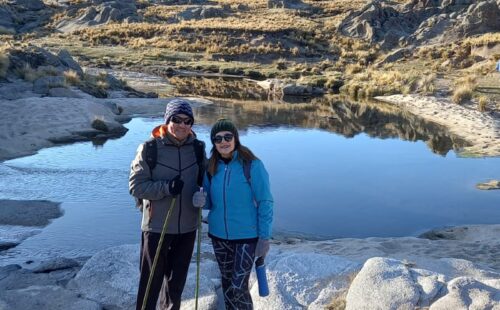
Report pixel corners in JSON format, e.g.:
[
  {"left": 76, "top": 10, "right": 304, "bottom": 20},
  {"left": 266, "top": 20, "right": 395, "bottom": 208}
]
[{"left": 255, "top": 257, "right": 269, "bottom": 297}]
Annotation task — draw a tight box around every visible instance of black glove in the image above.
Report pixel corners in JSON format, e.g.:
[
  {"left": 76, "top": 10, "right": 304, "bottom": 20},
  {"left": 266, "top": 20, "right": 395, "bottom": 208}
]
[{"left": 168, "top": 175, "right": 184, "bottom": 196}]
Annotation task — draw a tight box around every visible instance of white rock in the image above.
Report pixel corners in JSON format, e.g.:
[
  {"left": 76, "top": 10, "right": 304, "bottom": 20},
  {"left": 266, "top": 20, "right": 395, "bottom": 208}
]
[
  {"left": 345, "top": 257, "right": 500, "bottom": 310},
  {"left": 253, "top": 252, "right": 358, "bottom": 309},
  {"left": 345, "top": 257, "right": 421, "bottom": 310},
  {"left": 69, "top": 244, "right": 139, "bottom": 308},
  {"left": 430, "top": 277, "right": 500, "bottom": 310}
]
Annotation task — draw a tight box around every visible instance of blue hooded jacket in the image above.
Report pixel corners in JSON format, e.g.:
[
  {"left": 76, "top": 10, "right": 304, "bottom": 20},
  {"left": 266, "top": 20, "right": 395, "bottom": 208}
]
[{"left": 203, "top": 151, "right": 273, "bottom": 240}]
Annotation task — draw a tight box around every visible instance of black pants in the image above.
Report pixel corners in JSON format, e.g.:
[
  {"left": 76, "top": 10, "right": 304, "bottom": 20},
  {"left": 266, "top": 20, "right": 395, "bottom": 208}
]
[
  {"left": 212, "top": 239, "right": 257, "bottom": 310},
  {"left": 136, "top": 230, "right": 196, "bottom": 310}
]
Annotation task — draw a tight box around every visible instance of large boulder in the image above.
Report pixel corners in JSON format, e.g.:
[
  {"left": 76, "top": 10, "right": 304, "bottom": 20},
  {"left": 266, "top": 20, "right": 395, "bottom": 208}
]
[
  {"left": 6, "top": 0, "right": 45, "bottom": 11},
  {"left": 457, "top": 1, "right": 500, "bottom": 36},
  {"left": 154, "top": 0, "right": 208, "bottom": 4},
  {"left": 56, "top": 0, "right": 141, "bottom": 33},
  {"left": 33, "top": 76, "right": 66, "bottom": 95},
  {"left": 0, "top": 285, "right": 100, "bottom": 310},
  {"left": 345, "top": 257, "right": 500, "bottom": 309},
  {"left": 57, "top": 50, "right": 83, "bottom": 75},
  {"left": 339, "top": 0, "right": 500, "bottom": 49},
  {"left": 177, "top": 6, "right": 227, "bottom": 21},
  {"left": 68, "top": 244, "right": 220, "bottom": 309},
  {"left": 338, "top": 1, "right": 414, "bottom": 49},
  {"left": 267, "top": 0, "right": 311, "bottom": 10},
  {"left": 0, "top": 7, "right": 16, "bottom": 33},
  {"left": 69, "top": 243, "right": 360, "bottom": 309},
  {"left": 346, "top": 258, "right": 421, "bottom": 309},
  {"left": 253, "top": 252, "right": 359, "bottom": 309},
  {"left": 430, "top": 277, "right": 500, "bottom": 309},
  {"left": 8, "top": 46, "right": 64, "bottom": 72}
]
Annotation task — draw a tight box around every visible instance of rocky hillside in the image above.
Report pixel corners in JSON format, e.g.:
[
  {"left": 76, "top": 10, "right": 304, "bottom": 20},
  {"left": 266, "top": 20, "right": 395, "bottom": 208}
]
[
  {"left": 1, "top": 0, "right": 499, "bottom": 105},
  {"left": 340, "top": 0, "right": 500, "bottom": 49}
]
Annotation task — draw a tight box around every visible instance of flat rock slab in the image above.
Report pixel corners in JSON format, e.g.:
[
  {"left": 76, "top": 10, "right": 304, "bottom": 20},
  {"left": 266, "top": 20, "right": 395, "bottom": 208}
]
[
  {"left": 0, "top": 200, "right": 62, "bottom": 227},
  {"left": 0, "top": 285, "right": 100, "bottom": 310},
  {"left": 476, "top": 180, "right": 500, "bottom": 190}
]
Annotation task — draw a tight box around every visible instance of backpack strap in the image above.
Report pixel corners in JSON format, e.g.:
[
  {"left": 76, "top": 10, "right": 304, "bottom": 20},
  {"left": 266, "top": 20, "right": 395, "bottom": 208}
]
[
  {"left": 144, "top": 138, "right": 158, "bottom": 171},
  {"left": 243, "top": 159, "right": 252, "bottom": 184},
  {"left": 193, "top": 139, "right": 206, "bottom": 187},
  {"left": 136, "top": 138, "right": 157, "bottom": 211},
  {"left": 243, "top": 159, "right": 257, "bottom": 207}
]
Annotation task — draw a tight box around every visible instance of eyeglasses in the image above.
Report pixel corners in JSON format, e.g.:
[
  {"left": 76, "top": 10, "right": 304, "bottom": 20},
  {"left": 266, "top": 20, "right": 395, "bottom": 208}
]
[
  {"left": 171, "top": 115, "right": 193, "bottom": 126},
  {"left": 213, "top": 133, "right": 234, "bottom": 144}
]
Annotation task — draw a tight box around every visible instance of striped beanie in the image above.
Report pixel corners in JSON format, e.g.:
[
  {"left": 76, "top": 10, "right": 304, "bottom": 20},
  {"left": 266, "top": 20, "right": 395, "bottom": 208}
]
[{"left": 164, "top": 99, "right": 194, "bottom": 124}]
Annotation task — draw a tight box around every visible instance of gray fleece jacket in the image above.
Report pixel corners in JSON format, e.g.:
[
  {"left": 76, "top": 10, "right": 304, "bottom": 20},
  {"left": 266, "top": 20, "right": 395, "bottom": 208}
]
[{"left": 129, "top": 126, "right": 206, "bottom": 234}]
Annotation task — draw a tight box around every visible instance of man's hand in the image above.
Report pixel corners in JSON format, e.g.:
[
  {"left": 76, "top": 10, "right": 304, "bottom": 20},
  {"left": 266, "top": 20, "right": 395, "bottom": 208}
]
[{"left": 168, "top": 175, "right": 184, "bottom": 196}]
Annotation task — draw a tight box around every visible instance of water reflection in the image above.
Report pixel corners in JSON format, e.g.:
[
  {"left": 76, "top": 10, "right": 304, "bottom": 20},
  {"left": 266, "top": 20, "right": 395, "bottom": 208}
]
[
  {"left": 170, "top": 76, "right": 269, "bottom": 101},
  {"left": 194, "top": 98, "right": 469, "bottom": 156}
]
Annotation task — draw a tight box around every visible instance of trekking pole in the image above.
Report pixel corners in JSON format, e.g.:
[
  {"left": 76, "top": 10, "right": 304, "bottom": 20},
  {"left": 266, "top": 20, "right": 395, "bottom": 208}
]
[
  {"left": 194, "top": 188, "right": 203, "bottom": 310},
  {"left": 141, "top": 197, "right": 177, "bottom": 310}
]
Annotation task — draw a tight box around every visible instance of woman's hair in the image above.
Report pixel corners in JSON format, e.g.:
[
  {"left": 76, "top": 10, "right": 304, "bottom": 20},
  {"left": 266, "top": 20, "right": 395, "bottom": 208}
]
[{"left": 207, "top": 123, "right": 258, "bottom": 177}]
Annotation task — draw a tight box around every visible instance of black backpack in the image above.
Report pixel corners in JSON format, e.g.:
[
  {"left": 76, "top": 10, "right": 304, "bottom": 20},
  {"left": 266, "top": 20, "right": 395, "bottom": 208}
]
[{"left": 135, "top": 138, "right": 206, "bottom": 210}]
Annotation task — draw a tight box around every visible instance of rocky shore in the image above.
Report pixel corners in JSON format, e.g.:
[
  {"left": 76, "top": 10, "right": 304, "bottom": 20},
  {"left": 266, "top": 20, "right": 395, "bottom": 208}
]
[
  {"left": 1, "top": 81, "right": 499, "bottom": 309},
  {"left": 0, "top": 200, "right": 498, "bottom": 310},
  {"left": 377, "top": 94, "right": 500, "bottom": 157}
]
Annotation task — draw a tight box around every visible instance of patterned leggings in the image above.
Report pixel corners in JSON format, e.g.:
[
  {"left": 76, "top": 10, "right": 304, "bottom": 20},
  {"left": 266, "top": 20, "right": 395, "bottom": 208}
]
[{"left": 212, "top": 239, "right": 257, "bottom": 310}]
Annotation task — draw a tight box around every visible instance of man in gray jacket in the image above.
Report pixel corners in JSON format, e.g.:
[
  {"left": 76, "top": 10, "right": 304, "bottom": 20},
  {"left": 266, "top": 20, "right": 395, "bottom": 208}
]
[{"left": 129, "top": 99, "right": 206, "bottom": 310}]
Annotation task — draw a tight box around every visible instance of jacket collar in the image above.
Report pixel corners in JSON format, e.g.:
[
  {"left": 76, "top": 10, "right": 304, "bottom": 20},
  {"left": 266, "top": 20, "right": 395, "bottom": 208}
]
[{"left": 151, "top": 124, "right": 195, "bottom": 146}]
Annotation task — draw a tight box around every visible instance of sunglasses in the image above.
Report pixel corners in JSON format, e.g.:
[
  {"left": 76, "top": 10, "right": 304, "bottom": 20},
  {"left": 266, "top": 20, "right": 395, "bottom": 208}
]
[
  {"left": 171, "top": 115, "right": 193, "bottom": 126},
  {"left": 213, "top": 133, "right": 234, "bottom": 144}
]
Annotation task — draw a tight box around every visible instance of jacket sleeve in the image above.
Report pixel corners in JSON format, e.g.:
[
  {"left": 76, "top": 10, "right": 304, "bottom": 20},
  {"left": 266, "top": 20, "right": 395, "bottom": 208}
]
[
  {"left": 251, "top": 160, "right": 274, "bottom": 239},
  {"left": 129, "top": 143, "right": 170, "bottom": 200}
]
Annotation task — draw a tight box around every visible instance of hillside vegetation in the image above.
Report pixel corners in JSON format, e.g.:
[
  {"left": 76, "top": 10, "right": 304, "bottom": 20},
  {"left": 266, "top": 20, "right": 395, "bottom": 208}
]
[{"left": 0, "top": 0, "right": 499, "bottom": 111}]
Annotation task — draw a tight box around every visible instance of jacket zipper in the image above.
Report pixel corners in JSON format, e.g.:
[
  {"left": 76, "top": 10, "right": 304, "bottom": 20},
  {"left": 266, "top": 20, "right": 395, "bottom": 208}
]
[
  {"left": 223, "top": 164, "right": 229, "bottom": 239},
  {"left": 177, "top": 146, "right": 182, "bottom": 234}
]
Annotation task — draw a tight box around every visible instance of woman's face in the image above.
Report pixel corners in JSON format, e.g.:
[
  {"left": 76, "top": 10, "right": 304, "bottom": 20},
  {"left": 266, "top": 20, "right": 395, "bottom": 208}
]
[{"left": 213, "top": 130, "right": 235, "bottom": 159}]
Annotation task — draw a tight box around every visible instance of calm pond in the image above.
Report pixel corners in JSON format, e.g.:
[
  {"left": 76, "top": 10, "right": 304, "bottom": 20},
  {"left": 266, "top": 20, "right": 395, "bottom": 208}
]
[{"left": 1, "top": 97, "right": 499, "bottom": 262}]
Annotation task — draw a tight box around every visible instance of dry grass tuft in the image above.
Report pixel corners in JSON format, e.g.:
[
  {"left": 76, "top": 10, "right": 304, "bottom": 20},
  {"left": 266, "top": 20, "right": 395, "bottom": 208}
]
[
  {"left": 341, "top": 68, "right": 423, "bottom": 99},
  {"left": 464, "top": 33, "right": 500, "bottom": 47},
  {"left": 452, "top": 85, "right": 473, "bottom": 104},
  {"left": 477, "top": 96, "right": 488, "bottom": 112},
  {"left": 63, "top": 70, "right": 81, "bottom": 86},
  {"left": 455, "top": 74, "right": 477, "bottom": 90},
  {"left": 0, "top": 50, "right": 9, "bottom": 78},
  {"left": 345, "top": 64, "right": 363, "bottom": 75}
]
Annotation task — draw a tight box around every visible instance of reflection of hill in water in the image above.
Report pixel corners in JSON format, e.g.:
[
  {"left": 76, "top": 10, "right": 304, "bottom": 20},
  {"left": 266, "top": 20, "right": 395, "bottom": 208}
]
[
  {"left": 170, "top": 76, "right": 269, "bottom": 101},
  {"left": 194, "top": 97, "right": 469, "bottom": 156}
]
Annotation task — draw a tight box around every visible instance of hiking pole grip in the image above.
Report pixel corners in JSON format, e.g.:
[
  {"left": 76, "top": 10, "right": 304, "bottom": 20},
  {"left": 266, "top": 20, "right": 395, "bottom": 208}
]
[
  {"left": 141, "top": 197, "right": 177, "bottom": 310},
  {"left": 255, "top": 257, "right": 269, "bottom": 297}
]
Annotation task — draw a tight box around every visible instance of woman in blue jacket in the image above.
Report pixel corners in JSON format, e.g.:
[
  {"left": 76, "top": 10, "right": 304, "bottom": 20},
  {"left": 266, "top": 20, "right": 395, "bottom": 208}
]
[{"left": 201, "top": 118, "right": 273, "bottom": 309}]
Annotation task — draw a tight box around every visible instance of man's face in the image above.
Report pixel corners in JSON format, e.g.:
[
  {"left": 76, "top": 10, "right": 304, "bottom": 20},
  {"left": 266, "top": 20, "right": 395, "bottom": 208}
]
[{"left": 167, "top": 113, "right": 193, "bottom": 141}]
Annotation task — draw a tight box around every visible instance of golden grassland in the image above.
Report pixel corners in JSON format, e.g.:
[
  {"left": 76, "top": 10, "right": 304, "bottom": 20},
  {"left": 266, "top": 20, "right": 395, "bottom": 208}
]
[
  {"left": 341, "top": 68, "right": 433, "bottom": 99},
  {"left": 8, "top": 0, "right": 498, "bottom": 110},
  {"left": 464, "top": 33, "right": 500, "bottom": 47}
]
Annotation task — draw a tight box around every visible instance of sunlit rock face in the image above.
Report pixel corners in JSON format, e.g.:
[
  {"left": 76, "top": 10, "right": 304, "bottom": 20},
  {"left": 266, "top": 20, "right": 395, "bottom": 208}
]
[
  {"left": 339, "top": 0, "right": 500, "bottom": 49},
  {"left": 56, "top": 0, "right": 141, "bottom": 33}
]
